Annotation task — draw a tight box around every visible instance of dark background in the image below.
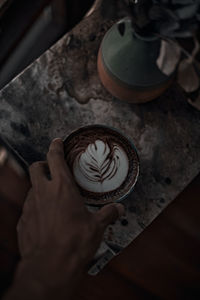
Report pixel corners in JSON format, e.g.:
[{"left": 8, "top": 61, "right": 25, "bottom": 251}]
[{"left": 0, "top": 0, "right": 94, "bottom": 89}]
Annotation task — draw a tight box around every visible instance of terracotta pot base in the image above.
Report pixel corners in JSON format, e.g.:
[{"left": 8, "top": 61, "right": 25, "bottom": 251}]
[{"left": 97, "top": 48, "right": 174, "bottom": 104}]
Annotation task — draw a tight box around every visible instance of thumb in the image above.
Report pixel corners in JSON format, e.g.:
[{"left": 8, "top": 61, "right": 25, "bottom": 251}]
[{"left": 95, "top": 203, "right": 125, "bottom": 232}]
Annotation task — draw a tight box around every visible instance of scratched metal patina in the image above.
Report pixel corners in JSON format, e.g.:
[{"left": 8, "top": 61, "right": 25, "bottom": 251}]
[{"left": 0, "top": 0, "right": 200, "bottom": 274}]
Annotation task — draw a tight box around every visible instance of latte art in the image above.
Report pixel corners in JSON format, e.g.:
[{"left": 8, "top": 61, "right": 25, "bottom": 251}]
[
  {"left": 73, "top": 140, "right": 129, "bottom": 193},
  {"left": 76, "top": 140, "right": 120, "bottom": 182},
  {"left": 64, "top": 125, "right": 139, "bottom": 205}
]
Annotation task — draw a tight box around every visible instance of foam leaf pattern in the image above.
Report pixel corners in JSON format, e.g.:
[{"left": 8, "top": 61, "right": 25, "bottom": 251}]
[{"left": 78, "top": 140, "right": 120, "bottom": 183}]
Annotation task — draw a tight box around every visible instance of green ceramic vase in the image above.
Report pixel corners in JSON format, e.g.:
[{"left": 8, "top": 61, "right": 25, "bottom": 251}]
[{"left": 98, "top": 18, "right": 180, "bottom": 103}]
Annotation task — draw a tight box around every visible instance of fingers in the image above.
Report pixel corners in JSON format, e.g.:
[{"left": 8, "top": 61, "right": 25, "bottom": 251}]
[
  {"left": 47, "top": 138, "right": 71, "bottom": 180},
  {"left": 17, "top": 189, "right": 38, "bottom": 257},
  {"left": 95, "top": 203, "right": 125, "bottom": 232},
  {"left": 17, "top": 189, "right": 37, "bottom": 231},
  {"left": 29, "top": 161, "right": 48, "bottom": 188}
]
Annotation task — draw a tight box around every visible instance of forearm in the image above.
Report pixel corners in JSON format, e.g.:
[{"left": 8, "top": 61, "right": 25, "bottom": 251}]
[{"left": 3, "top": 250, "right": 84, "bottom": 300}]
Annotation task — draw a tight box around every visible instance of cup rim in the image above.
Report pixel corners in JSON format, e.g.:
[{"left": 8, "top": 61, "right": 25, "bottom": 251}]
[{"left": 63, "top": 124, "right": 140, "bottom": 206}]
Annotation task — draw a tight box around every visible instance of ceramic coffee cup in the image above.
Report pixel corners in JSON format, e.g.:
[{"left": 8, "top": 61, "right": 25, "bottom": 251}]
[{"left": 64, "top": 125, "right": 139, "bottom": 205}]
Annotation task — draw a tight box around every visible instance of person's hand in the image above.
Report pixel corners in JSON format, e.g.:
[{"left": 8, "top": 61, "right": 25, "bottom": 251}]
[{"left": 4, "top": 138, "right": 125, "bottom": 300}]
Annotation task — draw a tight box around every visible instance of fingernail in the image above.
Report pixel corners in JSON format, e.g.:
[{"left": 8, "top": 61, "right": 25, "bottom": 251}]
[
  {"left": 115, "top": 203, "right": 125, "bottom": 217},
  {"left": 52, "top": 138, "right": 62, "bottom": 143}
]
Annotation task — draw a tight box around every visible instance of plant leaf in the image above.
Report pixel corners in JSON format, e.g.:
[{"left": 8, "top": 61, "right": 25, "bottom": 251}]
[
  {"left": 156, "top": 40, "right": 181, "bottom": 76},
  {"left": 188, "top": 92, "right": 200, "bottom": 111},
  {"left": 178, "top": 59, "right": 200, "bottom": 93}
]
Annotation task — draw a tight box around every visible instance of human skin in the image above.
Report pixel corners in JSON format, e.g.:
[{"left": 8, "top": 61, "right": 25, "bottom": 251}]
[{"left": 3, "top": 138, "right": 125, "bottom": 300}]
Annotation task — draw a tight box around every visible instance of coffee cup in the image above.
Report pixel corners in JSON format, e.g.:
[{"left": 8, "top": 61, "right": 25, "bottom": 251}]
[{"left": 64, "top": 125, "right": 139, "bottom": 205}]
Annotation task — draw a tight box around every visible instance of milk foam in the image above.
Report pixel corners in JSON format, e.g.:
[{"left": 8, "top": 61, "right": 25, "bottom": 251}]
[{"left": 73, "top": 140, "right": 129, "bottom": 193}]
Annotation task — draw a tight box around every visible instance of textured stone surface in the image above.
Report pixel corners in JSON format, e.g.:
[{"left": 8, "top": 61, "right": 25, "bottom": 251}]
[{"left": 0, "top": 0, "right": 200, "bottom": 274}]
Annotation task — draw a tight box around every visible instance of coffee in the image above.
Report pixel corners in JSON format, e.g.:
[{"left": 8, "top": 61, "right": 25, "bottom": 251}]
[{"left": 64, "top": 125, "right": 139, "bottom": 205}]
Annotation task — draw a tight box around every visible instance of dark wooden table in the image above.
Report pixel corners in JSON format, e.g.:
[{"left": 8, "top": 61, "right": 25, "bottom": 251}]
[{"left": 76, "top": 173, "right": 200, "bottom": 300}]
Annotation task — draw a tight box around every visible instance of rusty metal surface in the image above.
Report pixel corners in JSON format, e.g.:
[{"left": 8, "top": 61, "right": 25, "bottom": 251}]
[{"left": 0, "top": 1, "right": 200, "bottom": 274}]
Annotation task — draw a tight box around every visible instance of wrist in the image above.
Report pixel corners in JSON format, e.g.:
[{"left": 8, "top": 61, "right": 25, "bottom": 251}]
[{"left": 10, "top": 248, "right": 84, "bottom": 300}]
